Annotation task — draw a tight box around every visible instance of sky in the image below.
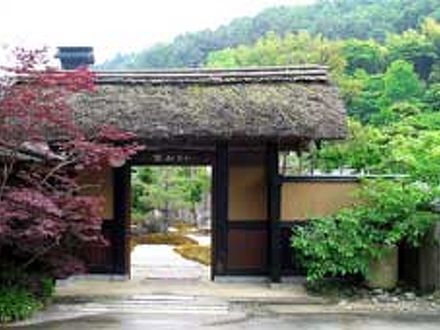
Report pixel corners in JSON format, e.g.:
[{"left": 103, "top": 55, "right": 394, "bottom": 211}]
[{"left": 0, "top": 0, "right": 314, "bottom": 63}]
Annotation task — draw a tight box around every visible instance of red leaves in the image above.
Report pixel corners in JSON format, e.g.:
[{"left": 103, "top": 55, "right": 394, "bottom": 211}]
[
  {"left": 5, "top": 188, "right": 62, "bottom": 217},
  {"left": 0, "top": 48, "right": 141, "bottom": 278}
]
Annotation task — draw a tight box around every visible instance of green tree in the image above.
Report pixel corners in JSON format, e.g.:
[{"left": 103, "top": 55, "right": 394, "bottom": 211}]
[
  {"left": 339, "top": 70, "right": 384, "bottom": 121},
  {"left": 343, "top": 39, "right": 387, "bottom": 74},
  {"left": 382, "top": 60, "right": 423, "bottom": 104},
  {"left": 207, "top": 31, "right": 346, "bottom": 77},
  {"left": 386, "top": 29, "right": 437, "bottom": 80},
  {"left": 99, "top": 0, "right": 439, "bottom": 70},
  {"left": 424, "top": 83, "right": 440, "bottom": 110},
  {"left": 131, "top": 166, "right": 210, "bottom": 224},
  {"left": 318, "top": 119, "right": 386, "bottom": 172}
]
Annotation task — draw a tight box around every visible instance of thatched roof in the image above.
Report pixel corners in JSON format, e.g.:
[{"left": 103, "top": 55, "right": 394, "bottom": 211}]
[{"left": 72, "top": 66, "right": 347, "bottom": 144}]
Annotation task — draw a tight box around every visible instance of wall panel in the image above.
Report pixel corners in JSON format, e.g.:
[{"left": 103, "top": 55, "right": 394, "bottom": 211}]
[
  {"left": 228, "top": 165, "right": 267, "bottom": 221},
  {"left": 281, "top": 181, "right": 359, "bottom": 220},
  {"left": 79, "top": 167, "right": 114, "bottom": 219}
]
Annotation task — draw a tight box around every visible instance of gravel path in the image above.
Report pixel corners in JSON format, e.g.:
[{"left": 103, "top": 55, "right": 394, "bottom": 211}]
[{"left": 131, "top": 244, "right": 209, "bottom": 280}]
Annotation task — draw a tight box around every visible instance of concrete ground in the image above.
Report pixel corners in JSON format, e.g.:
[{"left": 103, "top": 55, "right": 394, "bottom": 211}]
[
  {"left": 10, "top": 297, "right": 440, "bottom": 329},
  {"left": 55, "top": 278, "right": 316, "bottom": 303}
]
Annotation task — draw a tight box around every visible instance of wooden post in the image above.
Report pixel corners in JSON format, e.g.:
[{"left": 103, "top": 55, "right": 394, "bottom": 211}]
[
  {"left": 113, "top": 164, "right": 131, "bottom": 275},
  {"left": 267, "top": 142, "right": 281, "bottom": 282},
  {"left": 212, "top": 142, "right": 229, "bottom": 278}
]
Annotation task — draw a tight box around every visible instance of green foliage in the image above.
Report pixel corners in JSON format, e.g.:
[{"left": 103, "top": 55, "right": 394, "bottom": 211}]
[
  {"left": 385, "top": 29, "right": 437, "bottom": 80},
  {"left": 382, "top": 60, "right": 423, "bottom": 104},
  {"left": 387, "top": 128, "right": 440, "bottom": 184},
  {"left": 293, "top": 208, "right": 371, "bottom": 283},
  {"left": 206, "top": 31, "right": 346, "bottom": 77},
  {"left": 370, "top": 101, "right": 423, "bottom": 126},
  {"left": 318, "top": 119, "right": 386, "bottom": 172},
  {"left": 131, "top": 166, "right": 210, "bottom": 223},
  {"left": 343, "top": 39, "right": 387, "bottom": 74},
  {"left": 293, "top": 180, "right": 438, "bottom": 284},
  {"left": 340, "top": 70, "right": 384, "bottom": 121},
  {"left": 424, "top": 83, "right": 440, "bottom": 110},
  {"left": 99, "top": 0, "right": 439, "bottom": 70},
  {"left": 0, "top": 287, "right": 42, "bottom": 323},
  {"left": 422, "top": 18, "right": 440, "bottom": 56},
  {"left": 0, "top": 264, "right": 54, "bottom": 301}
]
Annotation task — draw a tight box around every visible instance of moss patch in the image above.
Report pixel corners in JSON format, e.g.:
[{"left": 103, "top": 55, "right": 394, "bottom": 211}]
[
  {"left": 174, "top": 244, "right": 211, "bottom": 266},
  {"left": 131, "top": 233, "right": 197, "bottom": 249},
  {"left": 172, "top": 221, "right": 197, "bottom": 233}
]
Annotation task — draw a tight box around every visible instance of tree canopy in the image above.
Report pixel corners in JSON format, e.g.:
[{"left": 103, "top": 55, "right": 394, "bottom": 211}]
[{"left": 99, "top": 0, "right": 439, "bottom": 70}]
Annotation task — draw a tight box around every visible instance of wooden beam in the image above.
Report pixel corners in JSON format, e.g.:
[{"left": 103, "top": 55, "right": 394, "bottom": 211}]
[
  {"left": 112, "top": 164, "right": 131, "bottom": 275},
  {"left": 267, "top": 142, "right": 281, "bottom": 282},
  {"left": 212, "top": 142, "right": 229, "bottom": 278}
]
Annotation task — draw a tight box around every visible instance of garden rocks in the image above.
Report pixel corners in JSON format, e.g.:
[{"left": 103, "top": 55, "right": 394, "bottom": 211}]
[
  {"left": 337, "top": 289, "right": 440, "bottom": 314},
  {"left": 403, "top": 292, "right": 416, "bottom": 301}
]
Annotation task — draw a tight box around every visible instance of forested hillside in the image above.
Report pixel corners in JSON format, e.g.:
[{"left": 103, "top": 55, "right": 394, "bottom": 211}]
[{"left": 99, "top": 0, "right": 440, "bottom": 69}]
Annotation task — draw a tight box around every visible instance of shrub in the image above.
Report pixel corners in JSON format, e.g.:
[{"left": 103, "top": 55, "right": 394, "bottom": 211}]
[
  {"left": 0, "top": 264, "right": 54, "bottom": 299},
  {"left": 0, "top": 287, "right": 42, "bottom": 323},
  {"left": 292, "top": 180, "right": 438, "bottom": 284}
]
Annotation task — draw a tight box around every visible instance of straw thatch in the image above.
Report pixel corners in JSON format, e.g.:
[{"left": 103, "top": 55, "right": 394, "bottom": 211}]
[{"left": 72, "top": 66, "right": 347, "bottom": 143}]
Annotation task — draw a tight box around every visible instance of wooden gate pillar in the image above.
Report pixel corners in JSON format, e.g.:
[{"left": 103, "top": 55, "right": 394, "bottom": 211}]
[
  {"left": 267, "top": 143, "right": 281, "bottom": 282},
  {"left": 113, "top": 164, "right": 131, "bottom": 275},
  {"left": 212, "top": 142, "right": 229, "bottom": 278}
]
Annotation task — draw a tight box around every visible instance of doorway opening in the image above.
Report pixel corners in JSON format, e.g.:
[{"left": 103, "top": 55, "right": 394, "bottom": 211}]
[{"left": 129, "top": 165, "right": 212, "bottom": 280}]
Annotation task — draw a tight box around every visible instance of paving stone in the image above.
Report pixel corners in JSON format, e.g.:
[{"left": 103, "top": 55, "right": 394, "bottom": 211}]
[{"left": 131, "top": 244, "right": 209, "bottom": 280}]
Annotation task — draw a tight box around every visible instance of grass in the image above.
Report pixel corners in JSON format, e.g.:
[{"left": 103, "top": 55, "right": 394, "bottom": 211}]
[
  {"left": 173, "top": 244, "right": 211, "bottom": 266},
  {"left": 131, "top": 232, "right": 198, "bottom": 250}
]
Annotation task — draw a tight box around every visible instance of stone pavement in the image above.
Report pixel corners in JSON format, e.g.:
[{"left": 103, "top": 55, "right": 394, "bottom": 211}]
[
  {"left": 130, "top": 244, "right": 209, "bottom": 280},
  {"left": 55, "top": 278, "right": 318, "bottom": 304}
]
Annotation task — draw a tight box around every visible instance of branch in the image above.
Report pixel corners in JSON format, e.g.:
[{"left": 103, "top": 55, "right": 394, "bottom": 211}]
[
  {"left": 20, "top": 239, "right": 59, "bottom": 271},
  {"left": 41, "top": 157, "right": 77, "bottom": 185}
]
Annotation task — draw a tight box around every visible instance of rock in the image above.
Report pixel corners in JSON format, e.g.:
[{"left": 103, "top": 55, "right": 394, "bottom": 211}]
[
  {"left": 403, "top": 292, "right": 416, "bottom": 301},
  {"left": 377, "top": 294, "right": 391, "bottom": 303},
  {"left": 372, "top": 289, "right": 384, "bottom": 296},
  {"left": 390, "top": 297, "right": 399, "bottom": 303},
  {"left": 338, "top": 299, "right": 348, "bottom": 306},
  {"left": 427, "top": 295, "right": 435, "bottom": 302}
]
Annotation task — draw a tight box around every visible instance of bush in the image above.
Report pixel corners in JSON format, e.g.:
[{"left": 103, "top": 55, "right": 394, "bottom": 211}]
[
  {"left": 0, "top": 265, "right": 55, "bottom": 323},
  {"left": 0, "top": 264, "right": 55, "bottom": 301},
  {"left": 0, "top": 287, "right": 42, "bottom": 323},
  {"left": 292, "top": 180, "right": 438, "bottom": 284}
]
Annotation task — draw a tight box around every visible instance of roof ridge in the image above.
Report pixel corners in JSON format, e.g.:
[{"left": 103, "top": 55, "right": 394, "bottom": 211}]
[
  {"left": 94, "top": 65, "right": 329, "bottom": 74},
  {"left": 93, "top": 66, "right": 329, "bottom": 85}
]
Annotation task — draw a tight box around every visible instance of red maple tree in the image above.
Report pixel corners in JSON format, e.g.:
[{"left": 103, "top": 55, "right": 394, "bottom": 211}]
[{"left": 0, "top": 48, "right": 141, "bottom": 279}]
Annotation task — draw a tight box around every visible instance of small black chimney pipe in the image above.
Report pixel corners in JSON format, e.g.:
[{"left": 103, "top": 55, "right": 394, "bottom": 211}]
[{"left": 56, "top": 47, "right": 94, "bottom": 70}]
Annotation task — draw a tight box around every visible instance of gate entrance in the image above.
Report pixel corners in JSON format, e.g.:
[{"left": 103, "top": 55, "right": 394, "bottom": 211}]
[{"left": 129, "top": 165, "right": 212, "bottom": 280}]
